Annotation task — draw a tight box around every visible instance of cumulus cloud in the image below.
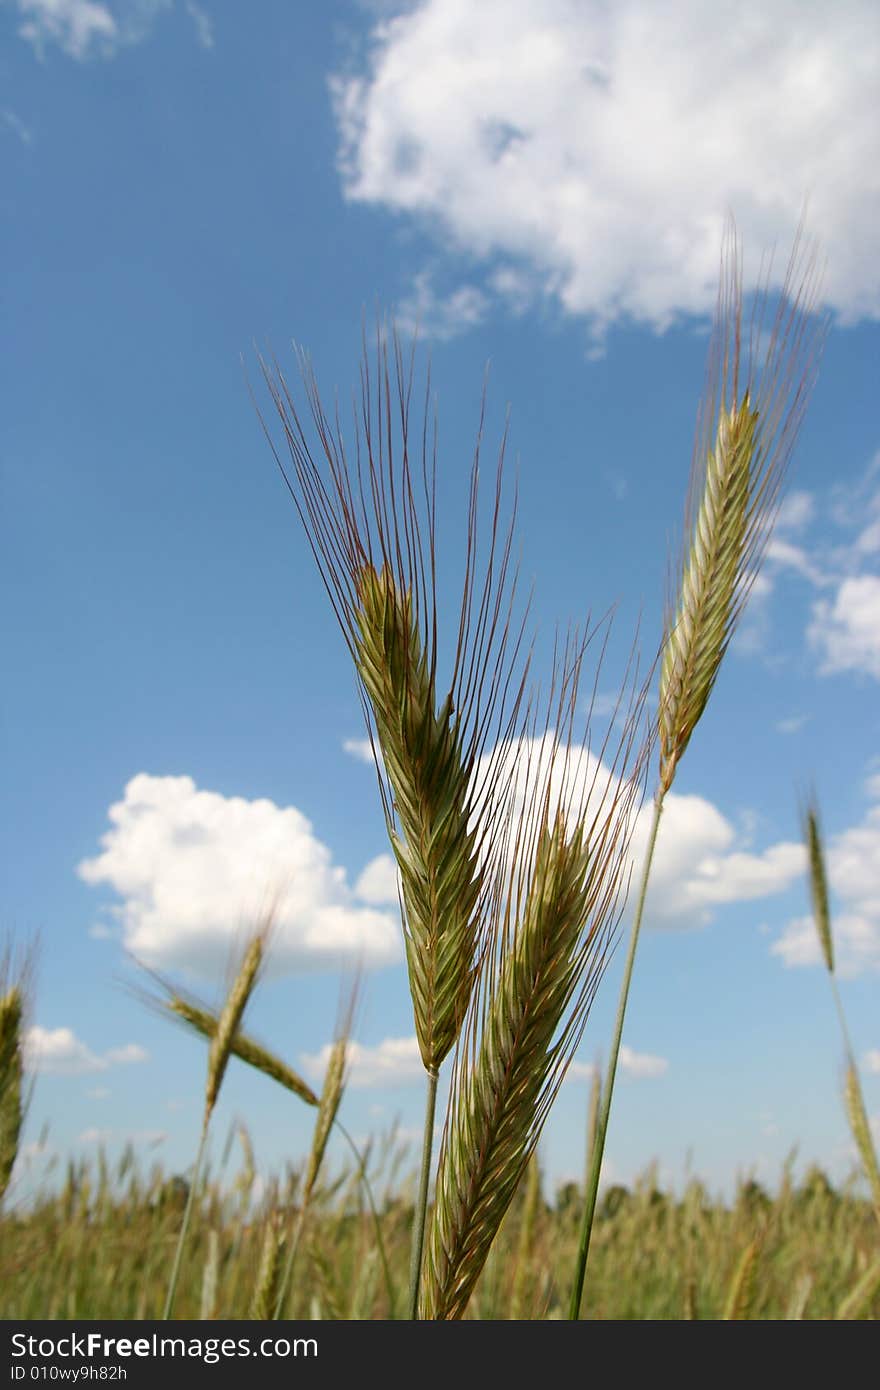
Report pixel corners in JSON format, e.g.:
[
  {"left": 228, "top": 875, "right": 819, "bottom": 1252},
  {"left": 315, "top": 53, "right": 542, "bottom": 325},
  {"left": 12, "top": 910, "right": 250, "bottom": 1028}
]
[
  {"left": 23, "top": 1027, "right": 148, "bottom": 1075},
  {"left": 12, "top": 0, "right": 170, "bottom": 60},
  {"left": 772, "top": 788, "right": 880, "bottom": 977},
  {"left": 78, "top": 774, "right": 401, "bottom": 976},
  {"left": 354, "top": 853, "right": 400, "bottom": 906},
  {"left": 302, "top": 1034, "right": 424, "bottom": 1088},
  {"left": 637, "top": 790, "right": 804, "bottom": 927},
  {"left": 619, "top": 1046, "right": 668, "bottom": 1079},
  {"left": 569, "top": 1047, "right": 667, "bottom": 1081},
  {"left": 808, "top": 575, "right": 880, "bottom": 680},
  {"left": 863, "top": 1049, "right": 880, "bottom": 1075},
  {"left": 332, "top": 0, "right": 879, "bottom": 339},
  {"left": 342, "top": 737, "right": 377, "bottom": 766}
]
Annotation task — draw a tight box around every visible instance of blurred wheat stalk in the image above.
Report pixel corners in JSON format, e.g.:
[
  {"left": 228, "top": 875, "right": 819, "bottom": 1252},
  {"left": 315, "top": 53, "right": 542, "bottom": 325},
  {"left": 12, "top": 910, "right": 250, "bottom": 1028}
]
[
  {"left": 0, "top": 940, "right": 36, "bottom": 1208},
  {"left": 802, "top": 795, "right": 880, "bottom": 1227}
]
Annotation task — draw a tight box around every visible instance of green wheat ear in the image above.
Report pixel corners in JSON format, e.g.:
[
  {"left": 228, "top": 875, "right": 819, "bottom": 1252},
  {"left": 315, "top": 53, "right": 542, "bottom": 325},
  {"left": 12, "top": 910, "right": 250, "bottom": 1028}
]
[
  {"left": 257, "top": 325, "right": 530, "bottom": 1077},
  {"left": 354, "top": 562, "right": 481, "bottom": 1072},
  {"left": 423, "top": 626, "right": 649, "bottom": 1319},
  {"left": 659, "top": 219, "right": 826, "bottom": 793},
  {"left": 659, "top": 395, "right": 758, "bottom": 789}
]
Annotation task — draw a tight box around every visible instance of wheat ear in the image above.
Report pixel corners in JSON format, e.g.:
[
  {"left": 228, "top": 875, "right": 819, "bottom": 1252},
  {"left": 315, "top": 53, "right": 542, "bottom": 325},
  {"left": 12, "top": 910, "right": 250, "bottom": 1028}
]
[
  {"left": 250, "top": 1213, "right": 285, "bottom": 1319},
  {"left": 569, "top": 218, "right": 826, "bottom": 1318},
  {"left": 423, "top": 627, "right": 649, "bottom": 1319},
  {"left": 722, "top": 1236, "right": 761, "bottom": 1319},
  {"left": 256, "top": 323, "right": 531, "bottom": 1315},
  {"left": 659, "top": 219, "right": 826, "bottom": 793},
  {"left": 844, "top": 1062, "right": 880, "bottom": 1224}
]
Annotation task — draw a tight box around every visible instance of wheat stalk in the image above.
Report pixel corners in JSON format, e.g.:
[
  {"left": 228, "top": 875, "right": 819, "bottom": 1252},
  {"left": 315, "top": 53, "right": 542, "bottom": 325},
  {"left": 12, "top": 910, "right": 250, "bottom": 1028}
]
[
  {"left": 138, "top": 976, "right": 319, "bottom": 1107},
  {"left": 164, "top": 920, "right": 270, "bottom": 1319},
  {"left": 569, "top": 219, "right": 826, "bottom": 1319},
  {"left": 274, "top": 988, "right": 356, "bottom": 1318},
  {"left": 0, "top": 987, "right": 24, "bottom": 1206},
  {"left": 422, "top": 627, "right": 649, "bottom": 1318},
  {"left": 0, "top": 940, "right": 35, "bottom": 1207},
  {"left": 802, "top": 793, "right": 880, "bottom": 1226}
]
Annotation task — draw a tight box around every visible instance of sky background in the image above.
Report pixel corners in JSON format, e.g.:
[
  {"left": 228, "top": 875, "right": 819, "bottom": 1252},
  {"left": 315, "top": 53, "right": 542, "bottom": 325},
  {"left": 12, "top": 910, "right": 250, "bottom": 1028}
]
[{"left": 3, "top": 0, "right": 879, "bottom": 1209}]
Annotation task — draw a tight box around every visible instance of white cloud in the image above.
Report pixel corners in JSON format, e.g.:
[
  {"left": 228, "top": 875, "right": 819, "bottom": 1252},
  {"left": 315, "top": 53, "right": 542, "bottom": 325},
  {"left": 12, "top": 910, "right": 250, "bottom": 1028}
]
[
  {"left": 78, "top": 774, "right": 401, "bottom": 976},
  {"left": 765, "top": 537, "right": 830, "bottom": 589},
  {"left": 566, "top": 1059, "right": 598, "bottom": 1082},
  {"left": 638, "top": 791, "right": 804, "bottom": 927},
  {"left": 25, "top": 1027, "right": 104, "bottom": 1075},
  {"left": 87, "top": 1087, "right": 111, "bottom": 1099},
  {"left": 808, "top": 575, "right": 880, "bottom": 680},
  {"left": 772, "top": 792, "right": 880, "bottom": 977},
  {"left": 863, "top": 1049, "right": 880, "bottom": 1075},
  {"left": 14, "top": 0, "right": 170, "bottom": 60},
  {"left": 23, "top": 1027, "right": 150, "bottom": 1075},
  {"left": 776, "top": 491, "right": 816, "bottom": 533},
  {"left": 342, "top": 737, "right": 377, "bottom": 766},
  {"left": 354, "top": 853, "right": 400, "bottom": 905},
  {"left": 619, "top": 1046, "right": 668, "bottom": 1079},
  {"left": 302, "top": 1034, "right": 424, "bottom": 1088},
  {"left": 104, "top": 1043, "right": 149, "bottom": 1066},
  {"left": 332, "top": 0, "right": 879, "bottom": 336},
  {"left": 394, "top": 269, "right": 489, "bottom": 341}
]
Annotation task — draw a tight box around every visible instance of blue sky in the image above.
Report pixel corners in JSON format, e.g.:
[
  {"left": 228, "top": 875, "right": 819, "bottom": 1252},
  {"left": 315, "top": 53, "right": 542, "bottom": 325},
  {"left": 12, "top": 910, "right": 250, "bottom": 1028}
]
[{"left": 3, "top": 0, "right": 879, "bottom": 1208}]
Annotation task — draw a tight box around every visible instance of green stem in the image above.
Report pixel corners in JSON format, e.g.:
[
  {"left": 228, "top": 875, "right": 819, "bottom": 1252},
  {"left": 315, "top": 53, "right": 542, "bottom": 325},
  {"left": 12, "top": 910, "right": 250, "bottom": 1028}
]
[
  {"left": 408, "top": 1065, "right": 439, "bottom": 1319},
  {"left": 568, "top": 790, "right": 665, "bottom": 1320},
  {"left": 273, "top": 1196, "right": 308, "bottom": 1319},
  {"left": 335, "top": 1120, "right": 399, "bottom": 1319},
  {"left": 163, "top": 1117, "right": 209, "bottom": 1319}
]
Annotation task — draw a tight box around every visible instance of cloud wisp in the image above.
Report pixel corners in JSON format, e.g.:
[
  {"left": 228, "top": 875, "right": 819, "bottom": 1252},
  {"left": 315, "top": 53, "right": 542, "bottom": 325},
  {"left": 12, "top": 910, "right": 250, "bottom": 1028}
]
[{"left": 24, "top": 1026, "right": 149, "bottom": 1076}]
